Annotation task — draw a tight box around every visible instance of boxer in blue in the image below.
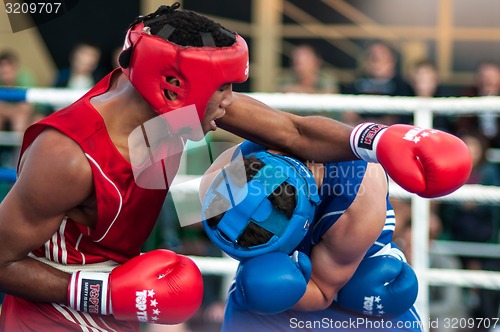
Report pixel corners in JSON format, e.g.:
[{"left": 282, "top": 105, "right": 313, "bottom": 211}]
[{"left": 200, "top": 141, "right": 423, "bottom": 332}]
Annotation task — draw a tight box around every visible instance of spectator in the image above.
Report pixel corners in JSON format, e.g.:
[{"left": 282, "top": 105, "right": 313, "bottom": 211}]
[
  {"left": 459, "top": 61, "right": 500, "bottom": 146},
  {"left": 342, "top": 41, "right": 413, "bottom": 97},
  {"left": 473, "top": 61, "right": 500, "bottom": 97},
  {"left": 408, "top": 59, "right": 455, "bottom": 132},
  {"left": 0, "top": 50, "right": 36, "bottom": 169},
  {"left": 440, "top": 132, "right": 500, "bottom": 244},
  {"left": 50, "top": 42, "right": 103, "bottom": 112},
  {"left": 0, "top": 50, "right": 36, "bottom": 133},
  {"left": 278, "top": 44, "right": 339, "bottom": 94},
  {"left": 409, "top": 59, "right": 455, "bottom": 98},
  {"left": 53, "top": 42, "right": 103, "bottom": 90},
  {"left": 341, "top": 41, "right": 413, "bottom": 125}
]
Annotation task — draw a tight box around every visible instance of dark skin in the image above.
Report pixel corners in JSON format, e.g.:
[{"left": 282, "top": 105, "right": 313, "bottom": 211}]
[
  {"left": 219, "top": 92, "right": 355, "bottom": 163},
  {"left": 0, "top": 70, "right": 356, "bottom": 306}
]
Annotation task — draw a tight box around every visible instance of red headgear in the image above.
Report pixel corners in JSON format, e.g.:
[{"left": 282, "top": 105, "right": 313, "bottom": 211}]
[{"left": 120, "top": 21, "right": 249, "bottom": 139}]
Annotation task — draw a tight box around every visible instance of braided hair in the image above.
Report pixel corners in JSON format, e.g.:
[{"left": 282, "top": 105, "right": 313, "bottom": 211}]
[{"left": 129, "top": 2, "right": 236, "bottom": 47}]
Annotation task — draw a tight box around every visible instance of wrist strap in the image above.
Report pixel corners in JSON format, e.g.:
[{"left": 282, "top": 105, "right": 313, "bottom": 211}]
[
  {"left": 370, "top": 242, "right": 408, "bottom": 263},
  {"left": 350, "top": 123, "right": 387, "bottom": 163},
  {"left": 68, "top": 271, "right": 111, "bottom": 315}
]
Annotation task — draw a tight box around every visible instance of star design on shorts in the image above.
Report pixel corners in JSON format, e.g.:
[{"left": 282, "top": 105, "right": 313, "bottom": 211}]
[
  {"left": 152, "top": 316, "right": 159, "bottom": 321},
  {"left": 150, "top": 299, "right": 158, "bottom": 307},
  {"left": 413, "top": 136, "right": 421, "bottom": 143},
  {"left": 421, "top": 132, "right": 430, "bottom": 137},
  {"left": 148, "top": 289, "right": 156, "bottom": 297},
  {"left": 374, "top": 296, "right": 381, "bottom": 303},
  {"left": 378, "top": 310, "right": 385, "bottom": 315},
  {"left": 377, "top": 304, "right": 384, "bottom": 310},
  {"left": 153, "top": 309, "right": 161, "bottom": 315},
  {"left": 430, "top": 130, "right": 438, "bottom": 134}
]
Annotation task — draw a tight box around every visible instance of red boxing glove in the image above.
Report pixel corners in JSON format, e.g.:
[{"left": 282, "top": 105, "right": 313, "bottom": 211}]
[
  {"left": 350, "top": 123, "right": 472, "bottom": 198},
  {"left": 68, "top": 249, "right": 203, "bottom": 324}
]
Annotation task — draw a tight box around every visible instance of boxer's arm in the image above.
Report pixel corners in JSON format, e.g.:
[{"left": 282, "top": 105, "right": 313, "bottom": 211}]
[
  {"left": 218, "top": 92, "right": 356, "bottom": 162},
  {"left": 220, "top": 94, "right": 472, "bottom": 198},
  {"left": 0, "top": 128, "right": 93, "bottom": 303},
  {"left": 293, "top": 163, "right": 388, "bottom": 311}
]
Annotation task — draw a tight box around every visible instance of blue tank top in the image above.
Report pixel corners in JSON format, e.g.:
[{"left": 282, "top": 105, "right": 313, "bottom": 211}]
[{"left": 238, "top": 141, "right": 396, "bottom": 258}]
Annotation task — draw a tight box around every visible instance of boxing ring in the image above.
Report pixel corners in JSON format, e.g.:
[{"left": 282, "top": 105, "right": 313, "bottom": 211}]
[{"left": 2, "top": 87, "right": 500, "bottom": 330}]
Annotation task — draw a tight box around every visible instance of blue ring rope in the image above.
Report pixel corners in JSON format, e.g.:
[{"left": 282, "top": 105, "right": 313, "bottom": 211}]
[
  {"left": 0, "top": 88, "right": 28, "bottom": 102},
  {"left": 0, "top": 168, "right": 16, "bottom": 183}
]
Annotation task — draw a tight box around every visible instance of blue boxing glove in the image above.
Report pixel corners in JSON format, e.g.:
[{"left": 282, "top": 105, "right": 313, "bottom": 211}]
[
  {"left": 336, "top": 254, "right": 418, "bottom": 318},
  {"left": 232, "top": 251, "right": 312, "bottom": 314}
]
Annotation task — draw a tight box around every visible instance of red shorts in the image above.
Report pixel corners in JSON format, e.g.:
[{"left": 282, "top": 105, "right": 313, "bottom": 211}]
[{"left": 0, "top": 295, "right": 139, "bottom": 332}]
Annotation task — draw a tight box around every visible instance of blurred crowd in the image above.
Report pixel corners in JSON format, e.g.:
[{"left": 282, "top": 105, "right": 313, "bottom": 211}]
[{"left": 1, "top": 39, "right": 500, "bottom": 332}]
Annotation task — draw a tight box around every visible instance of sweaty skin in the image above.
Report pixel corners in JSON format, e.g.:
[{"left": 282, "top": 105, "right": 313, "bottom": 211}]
[
  {"left": 219, "top": 92, "right": 356, "bottom": 163},
  {"left": 293, "top": 162, "right": 387, "bottom": 311}
]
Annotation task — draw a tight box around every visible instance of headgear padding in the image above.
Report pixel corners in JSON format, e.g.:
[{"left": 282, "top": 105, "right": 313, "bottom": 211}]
[
  {"left": 202, "top": 151, "right": 320, "bottom": 261},
  {"left": 120, "top": 21, "right": 249, "bottom": 138}
]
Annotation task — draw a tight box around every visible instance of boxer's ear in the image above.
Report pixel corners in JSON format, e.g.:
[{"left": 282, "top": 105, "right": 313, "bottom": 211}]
[
  {"left": 165, "top": 77, "right": 180, "bottom": 101},
  {"left": 118, "top": 47, "right": 133, "bottom": 69}
]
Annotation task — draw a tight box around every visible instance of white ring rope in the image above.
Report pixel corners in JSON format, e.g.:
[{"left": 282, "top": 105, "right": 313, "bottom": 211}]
[
  {"left": 431, "top": 240, "right": 500, "bottom": 258},
  {"left": 26, "top": 88, "right": 89, "bottom": 107},
  {"left": 172, "top": 175, "right": 500, "bottom": 204},
  {"left": 187, "top": 255, "right": 238, "bottom": 276},
  {"left": 420, "top": 268, "right": 500, "bottom": 291},
  {"left": 2, "top": 87, "right": 500, "bottom": 114},
  {"left": 249, "top": 93, "right": 500, "bottom": 114},
  {"left": 388, "top": 182, "right": 500, "bottom": 204}
]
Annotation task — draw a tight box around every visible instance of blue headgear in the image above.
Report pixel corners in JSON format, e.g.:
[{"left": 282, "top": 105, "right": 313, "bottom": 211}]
[{"left": 202, "top": 151, "right": 320, "bottom": 261}]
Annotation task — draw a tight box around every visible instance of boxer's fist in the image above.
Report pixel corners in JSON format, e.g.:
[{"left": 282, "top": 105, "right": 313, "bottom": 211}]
[
  {"left": 68, "top": 249, "right": 203, "bottom": 324},
  {"left": 336, "top": 255, "right": 418, "bottom": 318},
  {"left": 350, "top": 123, "right": 472, "bottom": 198},
  {"left": 232, "top": 251, "right": 311, "bottom": 314}
]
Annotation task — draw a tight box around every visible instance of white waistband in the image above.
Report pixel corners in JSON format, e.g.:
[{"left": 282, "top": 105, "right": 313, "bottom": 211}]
[
  {"left": 369, "top": 242, "right": 407, "bottom": 263},
  {"left": 29, "top": 253, "right": 119, "bottom": 273}
]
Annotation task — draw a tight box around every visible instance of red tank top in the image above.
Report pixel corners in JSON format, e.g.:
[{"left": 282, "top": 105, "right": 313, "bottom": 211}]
[
  {"left": 0, "top": 69, "right": 184, "bottom": 332},
  {"left": 20, "top": 69, "right": 179, "bottom": 264}
]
